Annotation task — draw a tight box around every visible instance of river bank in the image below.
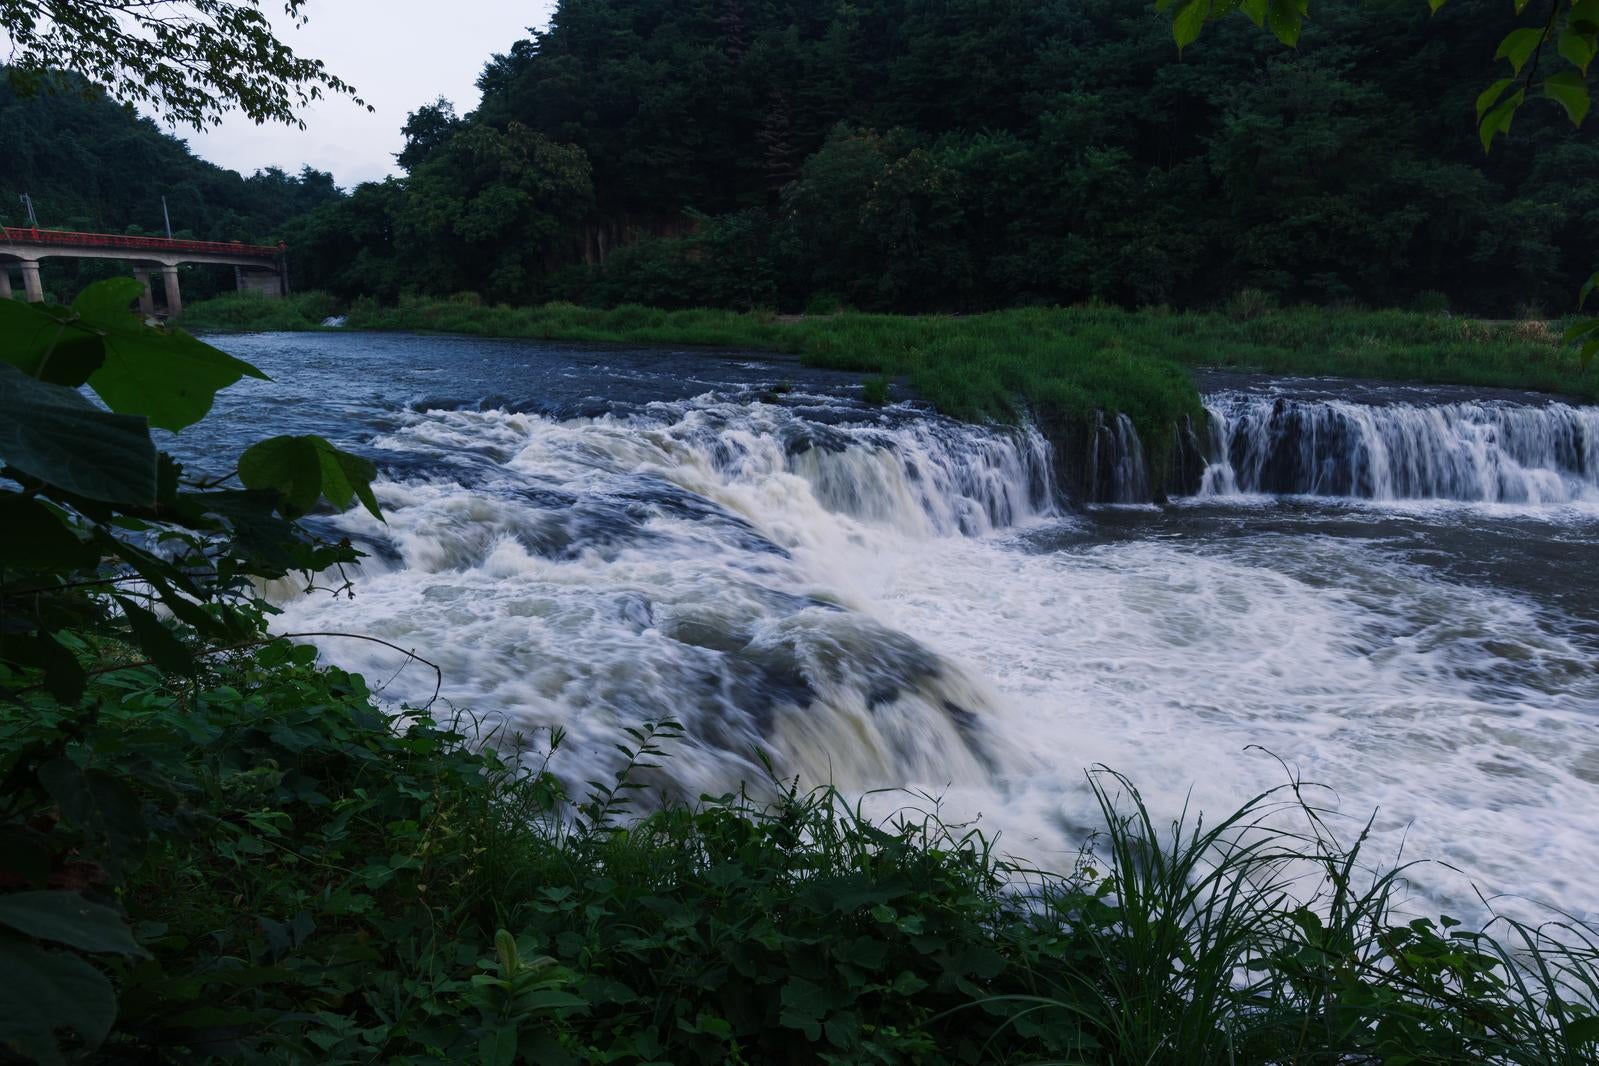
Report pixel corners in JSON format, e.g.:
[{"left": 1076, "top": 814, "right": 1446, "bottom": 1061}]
[{"left": 182, "top": 295, "right": 1599, "bottom": 458}]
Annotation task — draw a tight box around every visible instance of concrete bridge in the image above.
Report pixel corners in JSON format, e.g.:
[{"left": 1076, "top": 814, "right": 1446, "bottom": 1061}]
[{"left": 0, "top": 227, "right": 288, "bottom": 317}]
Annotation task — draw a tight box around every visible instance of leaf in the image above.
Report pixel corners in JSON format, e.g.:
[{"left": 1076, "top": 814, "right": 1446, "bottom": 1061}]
[
  {"left": 87, "top": 327, "right": 265, "bottom": 432},
  {"left": 238, "top": 434, "right": 382, "bottom": 519},
  {"left": 1580, "top": 272, "right": 1598, "bottom": 309},
  {"left": 1427, "top": 0, "right": 1448, "bottom": 12},
  {"left": 9, "top": 631, "right": 87, "bottom": 705},
  {"left": 1559, "top": 27, "right": 1598, "bottom": 73},
  {"left": 1495, "top": 27, "right": 1545, "bottom": 75},
  {"left": 1476, "top": 78, "right": 1514, "bottom": 120},
  {"left": 0, "top": 892, "right": 148, "bottom": 957},
  {"left": 0, "top": 934, "right": 117, "bottom": 1053},
  {"left": 0, "top": 364, "right": 157, "bottom": 506},
  {"left": 1479, "top": 88, "right": 1526, "bottom": 151},
  {"left": 70, "top": 278, "right": 144, "bottom": 323},
  {"left": 1240, "top": 0, "right": 1267, "bottom": 25},
  {"left": 1545, "top": 70, "right": 1592, "bottom": 124},
  {"left": 1266, "top": 0, "right": 1306, "bottom": 47},
  {"left": 0, "top": 298, "right": 107, "bottom": 386},
  {"left": 0, "top": 497, "right": 99, "bottom": 571},
  {"left": 1172, "top": 0, "right": 1210, "bottom": 50},
  {"left": 114, "top": 596, "right": 197, "bottom": 675},
  {"left": 480, "top": 1026, "right": 518, "bottom": 1066}
]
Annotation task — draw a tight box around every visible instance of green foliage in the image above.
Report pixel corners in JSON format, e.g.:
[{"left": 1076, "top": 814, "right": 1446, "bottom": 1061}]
[
  {"left": 4, "top": 656, "right": 1596, "bottom": 1062},
  {"left": 0, "top": 1, "right": 364, "bottom": 130},
  {"left": 0, "top": 278, "right": 383, "bottom": 1058}
]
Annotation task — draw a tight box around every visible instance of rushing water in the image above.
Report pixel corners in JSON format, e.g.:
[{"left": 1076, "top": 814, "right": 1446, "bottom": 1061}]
[{"left": 190, "top": 335, "right": 1599, "bottom": 921}]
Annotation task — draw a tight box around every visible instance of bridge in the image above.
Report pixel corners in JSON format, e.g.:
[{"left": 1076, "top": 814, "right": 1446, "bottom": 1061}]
[{"left": 0, "top": 227, "right": 289, "bottom": 317}]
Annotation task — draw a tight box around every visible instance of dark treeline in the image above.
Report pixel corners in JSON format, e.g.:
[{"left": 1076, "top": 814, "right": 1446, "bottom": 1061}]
[
  {"left": 278, "top": 0, "right": 1599, "bottom": 316},
  {"left": 9, "top": 2, "right": 1599, "bottom": 315},
  {"left": 0, "top": 73, "right": 341, "bottom": 299}
]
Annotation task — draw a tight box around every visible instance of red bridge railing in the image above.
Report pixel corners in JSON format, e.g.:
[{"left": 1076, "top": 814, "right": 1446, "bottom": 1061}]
[{"left": 1, "top": 226, "right": 282, "bottom": 259}]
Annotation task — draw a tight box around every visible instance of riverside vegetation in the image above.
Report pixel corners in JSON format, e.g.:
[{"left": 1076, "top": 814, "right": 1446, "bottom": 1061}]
[
  {"left": 4, "top": 282, "right": 1599, "bottom": 1063},
  {"left": 183, "top": 291, "right": 1599, "bottom": 491}
]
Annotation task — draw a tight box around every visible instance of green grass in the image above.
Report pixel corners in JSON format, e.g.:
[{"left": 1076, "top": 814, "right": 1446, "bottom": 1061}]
[
  {"left": 185, "top": 293, "right": 1599, "bottom": 480},
  {"left": 13, "top": 653, "right": 1597, "bottom": 1063}
]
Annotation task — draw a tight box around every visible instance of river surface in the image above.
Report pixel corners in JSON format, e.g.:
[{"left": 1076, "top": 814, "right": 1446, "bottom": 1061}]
[{"left": 192, "top": 331, "right": 1599, "bottom": 921}]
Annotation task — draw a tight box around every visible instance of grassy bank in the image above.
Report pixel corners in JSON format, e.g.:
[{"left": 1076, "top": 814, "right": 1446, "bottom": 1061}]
[
  {"left": 186, "top": 293, "right": 1599, "bottom": 418},
  {"left": 10, "top": 651, "right": 1598, "bottom": 1063}
]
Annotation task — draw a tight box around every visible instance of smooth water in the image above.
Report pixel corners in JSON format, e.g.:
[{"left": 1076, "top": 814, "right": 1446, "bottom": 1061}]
[{"left": 191, "top": 335, "right": 1599, "bottom": 920}]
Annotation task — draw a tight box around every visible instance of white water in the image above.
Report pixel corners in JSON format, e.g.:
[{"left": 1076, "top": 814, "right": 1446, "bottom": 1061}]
[
  {"left": 1202, "top": 392, "right": 1599, "bottom": 502},
  {"left": 273, "top": 389, "right": 1599, "bottom": 920}
]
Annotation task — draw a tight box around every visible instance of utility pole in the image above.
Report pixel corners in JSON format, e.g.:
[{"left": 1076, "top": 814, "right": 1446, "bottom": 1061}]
[
  {"left": 161, "top": 196, "right": 173, "bottom": 239},
  {"left": 19, "top": 192, "right": 38, "bottom": 229}
]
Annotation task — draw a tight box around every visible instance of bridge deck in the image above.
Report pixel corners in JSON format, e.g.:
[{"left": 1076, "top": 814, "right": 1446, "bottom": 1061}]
[{"left": 1, "top": 227, "right": 281, "bottom": 259}]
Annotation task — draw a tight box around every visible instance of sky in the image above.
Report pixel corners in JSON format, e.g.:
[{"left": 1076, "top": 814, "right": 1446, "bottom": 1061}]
[{"left": 180, "top": 1, "right": 557, "bottom": 187}]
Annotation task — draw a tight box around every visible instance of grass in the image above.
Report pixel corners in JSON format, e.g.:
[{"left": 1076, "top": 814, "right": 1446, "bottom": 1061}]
[
  {"left": 11, "top": 650, "right": 1598, "bottom": 1063},
  {"left": 183, "top": 293, "right": 1599, "bottom": 497},
  {"left": 188, "top": 292, "right": 1599, "bottom": 410}
]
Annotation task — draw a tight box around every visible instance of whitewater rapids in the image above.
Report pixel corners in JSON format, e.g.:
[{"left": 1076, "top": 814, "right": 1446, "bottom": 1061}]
[{"left": 238, "top": 364, "right": 1599, "bottom": 923}]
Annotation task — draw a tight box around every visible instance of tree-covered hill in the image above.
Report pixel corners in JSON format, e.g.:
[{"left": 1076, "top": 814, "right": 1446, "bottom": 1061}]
[
  {"left": 279, "top": 0, "right": 1596, "bottom": 316},
  {"left": 0, "top": 73, "right": 340, "bottom": 240},
  {"left": 17, "top": 0, "right": 1599, "bottom": 316}
]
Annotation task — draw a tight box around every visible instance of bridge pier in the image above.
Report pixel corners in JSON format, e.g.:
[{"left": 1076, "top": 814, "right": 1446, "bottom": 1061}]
[
  {"left": 132, "top": 269, "right": 155, "bottom": 317},
  {"left": 20, "top": 259, "right": 43, "bottom": 303},
  {"left": 160, "top": 264, "right": 182, "bottom": 318},
  {"left": 0, "top": 266, "right": 11, "bottom": 300}
]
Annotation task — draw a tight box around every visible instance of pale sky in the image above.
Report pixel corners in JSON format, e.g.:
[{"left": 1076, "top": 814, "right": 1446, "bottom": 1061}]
[{"left": 180, "top": 1, "right": 557, "bottom": 187}]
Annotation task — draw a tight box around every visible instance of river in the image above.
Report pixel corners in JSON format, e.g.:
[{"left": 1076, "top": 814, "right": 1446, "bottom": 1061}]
[{"left": 193, "top": 331, "right": 1599, "bottom": 922}]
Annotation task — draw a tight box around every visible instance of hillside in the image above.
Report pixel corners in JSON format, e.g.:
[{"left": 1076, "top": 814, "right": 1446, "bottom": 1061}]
[{"left": 273, "top": 0, "right": 1598, "bottom": 316}]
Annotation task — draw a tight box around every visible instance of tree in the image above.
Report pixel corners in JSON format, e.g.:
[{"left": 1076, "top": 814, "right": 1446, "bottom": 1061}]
[
  {"left": 398, "top": 96, "right": 464, "bottom": 172},
  {"left": 0, "top": 0, "right": 366, "bottom": 128},
  {"left": 1157, "top": 0, "right": 1599, "bottom": 353}
]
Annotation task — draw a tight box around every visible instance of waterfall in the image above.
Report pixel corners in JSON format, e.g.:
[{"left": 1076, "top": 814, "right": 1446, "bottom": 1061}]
[
  {"left": 274, "top": 396, "right": 1056, "bottom": 799},
  {"left": 1198, "top": 393, "right": 1599, "bottom": 503}
]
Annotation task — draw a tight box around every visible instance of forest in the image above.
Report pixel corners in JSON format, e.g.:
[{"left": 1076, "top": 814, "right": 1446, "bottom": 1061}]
[
  {"left": 7, "top": 0, "right": 1598, "bottom": 316},
  {"left": 261, "top": 0, "right": 1597, "bottom": 315}
]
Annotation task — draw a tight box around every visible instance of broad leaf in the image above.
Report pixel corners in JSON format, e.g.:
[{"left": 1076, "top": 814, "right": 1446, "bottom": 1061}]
[
  {"left": 0, "top": 363, "right": 158, "bottom": 505},
  {"left": 1545, "top": 70, "right": 1592, "bottom": 124},
  {"left": 0, "top": 935, "right": 117, "bottom": 1055},
  {"left": 1476, "top": 78, "right": 1514, "bottom": 120},
  {"left": 1172, "top": 0, "right": 1209, "bottom": 50},
  {"left": 1559, "top": 26, "right": 1598, "bottom": 73},
  {"left": 114, "top": 596, "right": 197, "bottom": 675},
  {"left": 1478, "top": 88, "right": 1526, "bottom": 150},
  {"left": 0, "top": 297, "right": 103, "bottom": 384},
  {"left": 0, "top": 892, "right": 148, "bottom": 956},
  {"left": 239, "top": 434, "right": 382, "bottom": 519},
  {"left": 1495, "top": 27, "right": 1545, "bottom": 75},
  {"left": 87, "top": 327, "right": 266, "bottom": 433},
  {"left": 1266, "top": 0, "right": 1305, "bottom": 47},
  {"left": 0, "top": 497, "right": 99, "bottom": 571}
]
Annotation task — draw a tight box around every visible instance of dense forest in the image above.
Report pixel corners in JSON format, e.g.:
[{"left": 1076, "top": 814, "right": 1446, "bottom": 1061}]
[
  {"left": 281, "top": 0, "right": 1599, "bottom": 316},
  {"left": 7, "top": 0, "right": 1599, "bottom": 315}
]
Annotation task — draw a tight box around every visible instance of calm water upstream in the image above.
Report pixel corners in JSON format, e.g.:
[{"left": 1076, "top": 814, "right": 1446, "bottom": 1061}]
[{"left": 190, "top": 332, "right": 1599, "bottom": 921}]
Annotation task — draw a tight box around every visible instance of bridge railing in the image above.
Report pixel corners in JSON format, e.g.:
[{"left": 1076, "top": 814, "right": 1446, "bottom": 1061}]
[{"left": 1, "top": 227, "right": 282, "bottom": 259}]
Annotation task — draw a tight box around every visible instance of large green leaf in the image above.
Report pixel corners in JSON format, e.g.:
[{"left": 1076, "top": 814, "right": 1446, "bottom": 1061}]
[
  {"left": 0, "top": 934, "right": 118, "bottom": 1054},
  {"left": 114, "top": 596, "right": 197, "bottom": 675},
  {"left": 87, "top": 327, "right": 266, "bottom": 433},
  {"left": 1545, "top": 70, "right": 1592, "bottom": 126},
  {"left": 0, "top": 363, "right": 158, "bottom": 506},
  {"left": 1495, "top": 27, "right": 1546, "bottom": 75},
  {"left": 239, "top": 434, "right": 383, "bottom": 519},
  {"left": 0, "top": 892, "right": 148, "bottom": 957}
]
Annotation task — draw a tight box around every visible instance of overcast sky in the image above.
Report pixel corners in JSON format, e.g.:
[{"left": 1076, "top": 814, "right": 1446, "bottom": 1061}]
[{"left": 180, "top": 1, "right": 557, "bottom": 187}]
